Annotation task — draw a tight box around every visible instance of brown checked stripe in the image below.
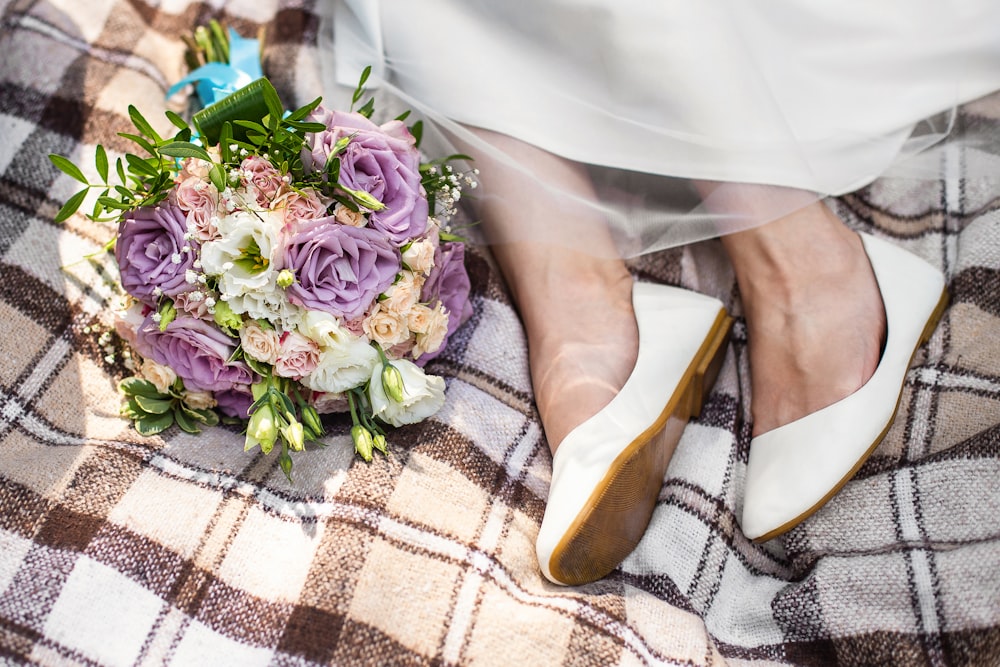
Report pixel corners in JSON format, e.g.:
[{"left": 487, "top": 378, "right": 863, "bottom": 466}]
[{"left": 1, "top": 1, "right": 999, "bottom": 665}]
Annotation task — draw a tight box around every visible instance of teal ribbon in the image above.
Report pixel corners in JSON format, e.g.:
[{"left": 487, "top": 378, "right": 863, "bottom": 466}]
[{"left": 166, "top": 29, "right": 262, "bottom": 107}]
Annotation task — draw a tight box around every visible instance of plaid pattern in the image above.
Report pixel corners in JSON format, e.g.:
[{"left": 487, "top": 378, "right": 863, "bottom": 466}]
[{"left": 1, "top": 1, "right": 999, "bottom": 665}]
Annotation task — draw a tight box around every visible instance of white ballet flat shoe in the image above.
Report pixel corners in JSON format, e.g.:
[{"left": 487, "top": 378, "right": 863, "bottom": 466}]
[
  {"left": 740, "top": 232, "right": 948, "bottom": 543},
  {"left": 536, "top": 282, "right": 732, "bottom": 586}
]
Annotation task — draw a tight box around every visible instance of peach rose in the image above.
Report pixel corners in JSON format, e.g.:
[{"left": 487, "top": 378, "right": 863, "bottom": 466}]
[{"left": 239, "top": 320, "right": 281, "bottom": 364}]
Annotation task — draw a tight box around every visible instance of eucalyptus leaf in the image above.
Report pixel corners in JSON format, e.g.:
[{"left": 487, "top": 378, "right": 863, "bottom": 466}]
[
  {"left": 128, "top": 105, "right": 162, "bottom": 143},
  {"left": 54, "top": 188, "right": 88, "bottom": 223},
  {"left": 159, "top": 142, "right": 212, "bottom": 162},
  {"left": 94, "top": 145, "right": 109, "bottom": 183},
  {"left": 48, "top": 154, "right": 88, "bottom": 184}
]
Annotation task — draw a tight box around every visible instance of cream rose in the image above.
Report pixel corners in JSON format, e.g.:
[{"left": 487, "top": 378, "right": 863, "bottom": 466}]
[
  {"left": 182, "top": 390, "right": 217, "bottom": 410},
  {"left": 333, "top": 203, "right": 366, "bottom": 227},
  {"left": 140, "top": 358, "right": 177, "bottom": 394},
  {"left": 402, "top": 239, "right": 436, "bottom": 275},
  {"left": 382, "top": 271, "right": 422, "bottom": 314},
  {"left": 239, "top": 320, "right": 281, "bottom": 364},
  {"left": 363, "top": 303, "right": 410, "bottom": 347},
  {"left": 414, "top": 303, "right": 450, "bottom": 359}
]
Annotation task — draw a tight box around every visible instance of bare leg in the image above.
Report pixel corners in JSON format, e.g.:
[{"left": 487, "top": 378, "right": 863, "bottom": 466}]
[
  {"left": 705, "top": 186, "right": 886, "bottom": 436},
  {"left": 470, "top": 130, "right": 638, "bottom": 452}
]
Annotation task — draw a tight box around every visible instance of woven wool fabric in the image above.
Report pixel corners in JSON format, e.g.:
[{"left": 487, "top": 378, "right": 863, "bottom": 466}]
[{"left": 1, "top": 1, "right": 999, "bottom": 665}]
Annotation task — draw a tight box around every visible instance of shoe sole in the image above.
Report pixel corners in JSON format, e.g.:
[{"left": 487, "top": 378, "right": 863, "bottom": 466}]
[
  {"left": 547, "top": 309, "right": 733, "bottom": 586},
  {"left": 750, "top": 287, "right": 949, "bottom": 544}
]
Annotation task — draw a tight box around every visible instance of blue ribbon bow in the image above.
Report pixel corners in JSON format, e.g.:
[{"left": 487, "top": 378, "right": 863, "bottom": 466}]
[{"left": 166, "top": 28, "right": 262, "bottom": 107}]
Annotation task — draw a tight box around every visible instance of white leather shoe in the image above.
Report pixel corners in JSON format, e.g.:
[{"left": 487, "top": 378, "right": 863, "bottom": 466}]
[
  {"left": 536, "top": 282, "right": 732, "bottom": 586},
  {"left": 740, "top": 232, "right": 948, "bottom": 542}
]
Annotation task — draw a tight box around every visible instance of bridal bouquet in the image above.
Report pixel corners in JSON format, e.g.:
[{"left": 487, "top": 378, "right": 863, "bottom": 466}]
[{"left": 50, "top": 26, "right": 474, "bottom": 477}]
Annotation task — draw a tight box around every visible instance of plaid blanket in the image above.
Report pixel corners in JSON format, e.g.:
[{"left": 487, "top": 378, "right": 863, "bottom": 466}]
[{"left": 1, "top": 1, "right": 999, "bottom": 665}]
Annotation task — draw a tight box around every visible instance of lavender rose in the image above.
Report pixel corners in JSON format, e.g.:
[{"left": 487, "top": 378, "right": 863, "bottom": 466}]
[
  {"left": 283, "top": 218, "right": 400, "bottom": 320},
  {"left": 133, "top": 315, "right": 253, "bottom": 393},
  {"left": 302, "top": 107, "right": 428, "bottom": 245},
  {"left": 418, "top": 242, "right": 473, "bottom": 363},
  {"left": 215, "top": 384, "right": 253, "bottom": 419},
  {"left": 115, "top": 202, "right": 196, "bottom": 305}
]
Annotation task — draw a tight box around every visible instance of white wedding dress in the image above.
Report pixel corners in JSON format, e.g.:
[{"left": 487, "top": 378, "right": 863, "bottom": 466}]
[{"left": 319, "top": 0, "right": 1000, "bottom": 253}]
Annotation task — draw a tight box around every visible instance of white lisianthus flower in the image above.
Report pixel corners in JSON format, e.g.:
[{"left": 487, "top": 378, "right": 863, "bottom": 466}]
[
  {"left": 401, "top": 239, "right": 436, "bottom": 276},
  {"left": 199, "top": 209, "right": 283, "bottom": 298},
  {"left": 240, "top": 320, "right": 281, "bottom": 364},
  {"left": 367, "top": 358, "right": 446, "bottom": 427},
  {"left": 226, "top": 272, "right": 303, "bottom": 330},
  {"left": 299, "top": 310, "right": 356, "bottom": 349},
  {"left": 301, "top": 335, "right": 380, "bottom": 394}
]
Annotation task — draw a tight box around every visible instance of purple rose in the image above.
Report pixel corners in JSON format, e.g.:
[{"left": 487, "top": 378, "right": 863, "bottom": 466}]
[
  {"left": 302, "top": 107, "right": 428, "bottom": 245},
  {"left": 116, "top": 202, "right": 196, "bottom": 305},
  {"left": 283, "top": 218, "right": 400, "bottom": 320},
  {"left": 419, "top": 242, "right": 473, "bottom": 363},
  {"left": 215, "top": 385, "right": 253, "bottom": 419},
  {"left": 134, "top": 315, "right": 253, "bottom": 393}
]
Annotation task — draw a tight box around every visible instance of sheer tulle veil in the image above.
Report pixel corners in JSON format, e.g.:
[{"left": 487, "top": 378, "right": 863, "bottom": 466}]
[{"left": 316, "top": 0, "right": 1000, "bottom": 258}]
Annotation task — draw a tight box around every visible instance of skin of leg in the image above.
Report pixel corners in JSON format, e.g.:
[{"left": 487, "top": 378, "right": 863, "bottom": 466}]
[
  {"left": 465, "top": 128, "right": 639, "bottom": 453},
  {"left": 697, "top": 182, "right": 887, "bottom": 436}
]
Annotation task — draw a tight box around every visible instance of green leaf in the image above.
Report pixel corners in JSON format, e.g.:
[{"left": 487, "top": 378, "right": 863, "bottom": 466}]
[
  {"left": 96, "top": 196, "right": 132, "bottom": 211},
  {"left": 209, "top": 19, "right": 230, "bottom": 63},
  {"left": 128, "top": 105, "right": 162, "bottom": 143},
  {"left": 165, "top": 109, "right": 189, "bottom": 131},
  {"left": 173, "top": 407, "right": 201, "bottom": 434},
  {"left": 134, "top": 394, "right": 174, "bottom": 415},
  {"left": 262, "top": 82, "right": 284, "bottom": 130},
  {"left": 54, "top": 187, "right": 88, "bottom": 223},
  {"left": 159, "top": 141, "right": 212, "bottom": 162},
  {"left": 125, "top": 153, "right": 160, "bottom": 178},
  {"left": 121, "top": 397, "right": 144, "bottom": 420},
  {"left": 283, "top": 120, "right": 327, "bottom": 133},
  {"left": 183, "top": 405, "right": 220, "bottom": 426},
  {"left": 394, "top": 110, "right": 411, "bottom": 122},
  {"left": 208, "top": 163, "right": 226, "bottom": 192},
  {"left": 410, "top": 120, "right": 424, "bottom": 148},
  {"left": 48, "top": 154, "right": 89, "bottom": 184},
  {"left": 94, "top": 145, "right": 109, "bottom": 183},
  {"left": 116, "top": 157, "right": 127, "bottom": 184},
  {"left": 134, "top": 411, "right": 174, "bottom": 436},
  {"left": 356, "top": 97, "right": 375, "bottom": 119},
  {"left": 351, "top": 65, "right": 372, "bottom": 106}
]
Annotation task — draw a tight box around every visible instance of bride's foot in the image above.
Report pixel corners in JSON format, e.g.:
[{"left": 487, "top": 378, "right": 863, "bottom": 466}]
[
  {"left": 498, "top": 246, "right": 638, "bottom": 453},
  {"left": 722, "top": 201, "right": 887, "bottom": 436}
]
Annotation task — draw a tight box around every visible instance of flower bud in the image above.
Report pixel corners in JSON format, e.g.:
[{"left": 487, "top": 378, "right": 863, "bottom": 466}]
[
  {"left": 282, "top": 421, "right": 305, "bottom": 452},
  {"left": 277, "top": 269, "right": 295, "bottom": 288},
  {"left": 246, "top": 403, "right": 278, "bottom": 454},
  {"left": 381, "top": 362, "right": 405, "bottom": 403},
  {"left": 301, "top": 405, "right": 324, "bottom": 440},
  {"left": 351, "top": 424, "right": 374, "bottom": 462},
  {"left": 373, "top": 433, "right": 387, "bottom": 455},
  {"left": 213, "top": 299, "right": 242, "bottom": 331},
  {"left": 158, "top": 300, "right": 177, "bottom": 332}
]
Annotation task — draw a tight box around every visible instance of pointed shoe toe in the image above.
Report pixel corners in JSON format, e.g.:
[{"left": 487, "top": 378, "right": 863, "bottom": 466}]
[
  {"left": 536, "top": 282, "right": 732, "bottom": 586},
  {"left": 740, "top": 232, "right": 948, "bottom": 543}
]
